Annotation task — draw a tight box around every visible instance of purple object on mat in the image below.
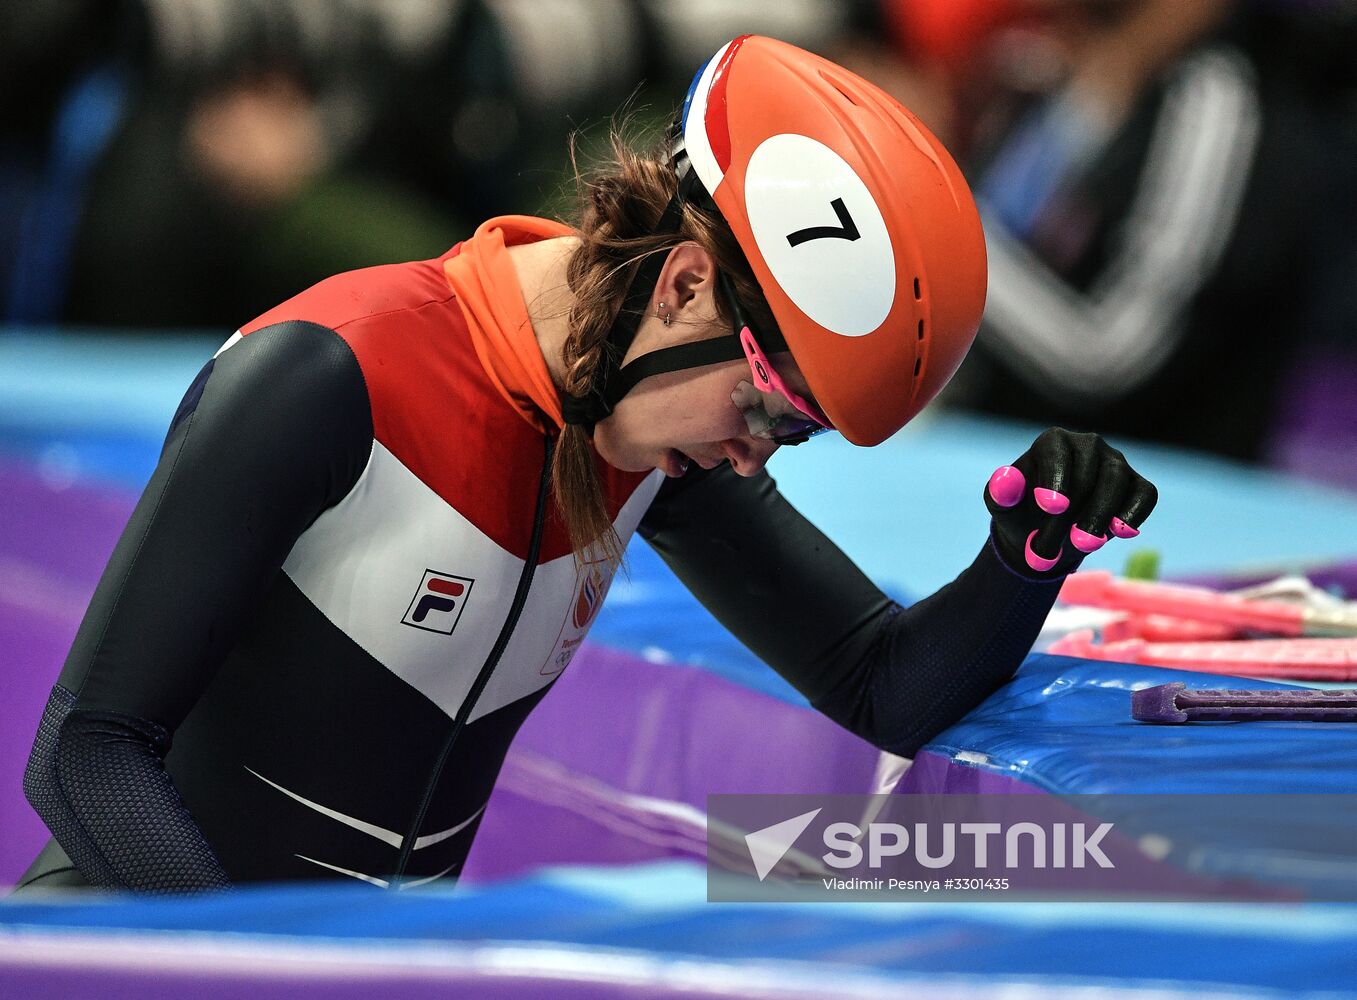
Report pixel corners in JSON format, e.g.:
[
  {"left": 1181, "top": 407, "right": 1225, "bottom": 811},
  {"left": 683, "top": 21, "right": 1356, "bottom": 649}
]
[{"left": 1133, "top": 682, "right": 1357, "bottom": 723}]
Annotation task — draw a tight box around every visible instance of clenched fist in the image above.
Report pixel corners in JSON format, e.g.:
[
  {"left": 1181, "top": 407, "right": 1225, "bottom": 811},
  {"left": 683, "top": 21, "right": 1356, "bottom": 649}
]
[{"left": 984, "top": 428, "right": 1158, "bottom": 580}]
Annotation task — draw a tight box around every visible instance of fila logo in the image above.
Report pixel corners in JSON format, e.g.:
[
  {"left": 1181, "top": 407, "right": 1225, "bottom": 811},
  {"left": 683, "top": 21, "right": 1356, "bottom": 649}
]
[{"left": 402, "top": 570, "right": 475, "bottom": 635}]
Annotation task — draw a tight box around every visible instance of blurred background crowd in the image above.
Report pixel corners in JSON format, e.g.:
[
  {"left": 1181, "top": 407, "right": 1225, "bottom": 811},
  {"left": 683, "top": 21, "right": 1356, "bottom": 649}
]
[{"left": 4, "top": 0, "right": 1356, "bottom": 477}]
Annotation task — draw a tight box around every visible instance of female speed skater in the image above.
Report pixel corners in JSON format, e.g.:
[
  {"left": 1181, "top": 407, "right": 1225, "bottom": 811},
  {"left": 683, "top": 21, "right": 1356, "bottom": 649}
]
[{"left": 18, "top": 35, "right": 1155, "bottom": 893}]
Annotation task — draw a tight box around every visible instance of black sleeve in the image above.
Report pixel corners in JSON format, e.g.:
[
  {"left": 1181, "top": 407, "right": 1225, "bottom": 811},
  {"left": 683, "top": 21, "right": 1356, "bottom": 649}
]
[
  {"left": 23, "top": 321, "right": 374, "bottom": 892},
  {"left": 638, "top": 463, "right": 1063, "bottom": 757}
]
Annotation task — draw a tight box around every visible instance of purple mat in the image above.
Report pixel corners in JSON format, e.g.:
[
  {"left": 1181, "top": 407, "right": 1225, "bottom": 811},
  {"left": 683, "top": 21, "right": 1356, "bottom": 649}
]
[
  {"left": 1, "top": 460, "right": 137, "bottom": 882},
  {"left": 0, "top": 963, "right": 797, "bottom": 1000},
  {"left": 463, "top": 645, "right": 881, "bottom": 882},
  {"left": 0, "top": 935, "right": 852, "bottom": 1000}
]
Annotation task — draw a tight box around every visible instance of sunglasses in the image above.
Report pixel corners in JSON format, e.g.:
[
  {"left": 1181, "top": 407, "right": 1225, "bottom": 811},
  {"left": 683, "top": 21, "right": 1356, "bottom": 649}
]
[{"left": 719, "top": 273, "right": 833, "bottom": 446}]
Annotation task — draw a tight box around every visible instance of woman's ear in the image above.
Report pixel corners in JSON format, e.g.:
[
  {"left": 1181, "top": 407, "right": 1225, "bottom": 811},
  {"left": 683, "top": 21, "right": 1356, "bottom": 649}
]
[{"left": 654, "top": 242, "right": 717, "bottom": 320}]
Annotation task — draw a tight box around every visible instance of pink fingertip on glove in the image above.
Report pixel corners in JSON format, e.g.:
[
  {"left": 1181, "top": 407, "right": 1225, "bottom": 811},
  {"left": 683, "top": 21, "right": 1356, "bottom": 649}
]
[
  {"left": 987, "top": 466, "right": 1025, "bottom": 508},
  {"left": 1110, "top": 517, "right": 1141, "bottom": 539},
  {"left": 1025, "top": 530, "right": 1062, "bottom": 572},
  {"left": 1034, "top": 488, "right": 1070, "bottom": 515},
  {"left": 1070, "top": 525, "right": 1108, "bottom": 554}
]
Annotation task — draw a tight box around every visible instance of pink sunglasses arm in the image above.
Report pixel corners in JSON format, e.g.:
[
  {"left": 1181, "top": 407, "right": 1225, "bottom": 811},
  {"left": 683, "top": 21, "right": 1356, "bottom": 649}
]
[{"left": 737, "top": 326, "right": 835, "bottom": 429}]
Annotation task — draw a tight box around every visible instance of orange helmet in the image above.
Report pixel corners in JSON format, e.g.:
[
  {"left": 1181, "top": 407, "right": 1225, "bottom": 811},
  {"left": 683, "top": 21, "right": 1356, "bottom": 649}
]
[
  {"left": 679, "top": 34, "right": 987, "bottom": 446},
  {"left": 561, "top": 35, "right": 987, "bottom": 447}
]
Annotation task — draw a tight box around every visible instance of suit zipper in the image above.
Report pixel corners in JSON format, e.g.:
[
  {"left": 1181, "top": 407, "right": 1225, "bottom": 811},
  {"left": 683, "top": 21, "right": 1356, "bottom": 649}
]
[{"left": 391, "top": 434, "right": 556, "bottom": 885}]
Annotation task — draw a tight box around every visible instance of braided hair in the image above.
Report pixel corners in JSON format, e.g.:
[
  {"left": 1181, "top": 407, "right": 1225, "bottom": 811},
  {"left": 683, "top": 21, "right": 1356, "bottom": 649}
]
[{"left": 553, "top": 125, "right": 776, "bottom": 566}]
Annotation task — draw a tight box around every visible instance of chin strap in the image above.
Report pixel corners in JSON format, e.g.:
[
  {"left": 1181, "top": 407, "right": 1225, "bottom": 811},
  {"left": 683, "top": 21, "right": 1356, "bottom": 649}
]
[{"left": 562, "top": 137, "right": 764, "bottom": 432}]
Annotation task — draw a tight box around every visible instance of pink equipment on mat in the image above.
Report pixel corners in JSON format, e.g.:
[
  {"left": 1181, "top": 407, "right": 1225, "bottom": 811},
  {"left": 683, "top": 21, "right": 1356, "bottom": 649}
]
[
  {"left": 1052, "top": 630, "right": 1357, "bottom": 680},
  {"left": 1059, "top": 571, "right": 1357, "bottom": 638}
]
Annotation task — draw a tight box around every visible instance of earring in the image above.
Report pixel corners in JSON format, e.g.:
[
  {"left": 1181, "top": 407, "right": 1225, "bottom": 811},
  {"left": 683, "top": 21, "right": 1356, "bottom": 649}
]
[{"left": 657, "top": 302, "right": 672, "bottom": 327}]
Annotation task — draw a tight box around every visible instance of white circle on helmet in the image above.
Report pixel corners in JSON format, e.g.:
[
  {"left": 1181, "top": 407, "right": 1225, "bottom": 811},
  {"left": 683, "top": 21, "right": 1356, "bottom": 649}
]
[{"left": 744, "top": 134, "right": 895, "bottom": 338}]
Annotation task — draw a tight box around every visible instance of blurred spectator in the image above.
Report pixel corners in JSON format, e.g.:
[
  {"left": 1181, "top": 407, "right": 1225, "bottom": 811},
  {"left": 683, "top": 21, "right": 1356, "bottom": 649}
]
[
  {"left": 2, "top": 0, "right": 853, "bottom": 332},
  {"left": 63, "top": 0, "right": 504, "bottom": 328},
  {"left": 847, "top": 0, "right": 1357, "bottom": 463}
]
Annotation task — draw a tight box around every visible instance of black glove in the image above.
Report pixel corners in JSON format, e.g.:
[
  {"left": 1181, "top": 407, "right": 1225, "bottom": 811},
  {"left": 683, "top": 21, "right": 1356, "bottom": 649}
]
[{"left": 984, "top": 427, "right": 1158, "bottom": 580}]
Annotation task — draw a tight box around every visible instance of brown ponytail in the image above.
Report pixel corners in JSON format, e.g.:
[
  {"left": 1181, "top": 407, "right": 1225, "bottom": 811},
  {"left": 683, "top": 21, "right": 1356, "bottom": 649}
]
[{"left": 553, "top": 121, "right": 777, "bottom": 567}]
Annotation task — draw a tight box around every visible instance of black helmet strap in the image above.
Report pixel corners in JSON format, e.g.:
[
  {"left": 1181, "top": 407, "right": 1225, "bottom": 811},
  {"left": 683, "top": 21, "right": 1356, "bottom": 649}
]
[{"left": 561, "top": 143, "right": 777, "bottom": 432}]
